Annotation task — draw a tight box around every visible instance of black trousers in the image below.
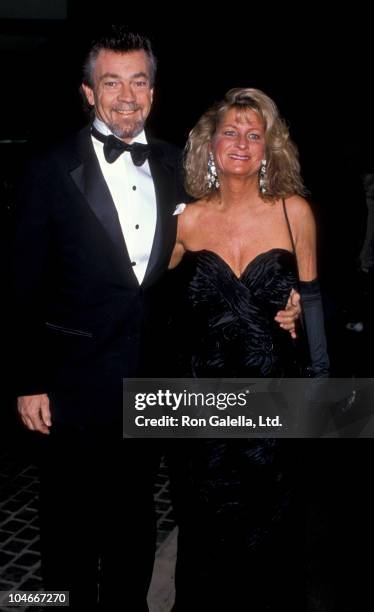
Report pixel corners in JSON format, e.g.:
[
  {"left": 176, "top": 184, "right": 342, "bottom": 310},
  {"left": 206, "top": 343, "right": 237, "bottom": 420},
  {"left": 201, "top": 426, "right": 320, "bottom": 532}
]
[{"left": 37, "top": 426, "right": 162, "bottom": 611}]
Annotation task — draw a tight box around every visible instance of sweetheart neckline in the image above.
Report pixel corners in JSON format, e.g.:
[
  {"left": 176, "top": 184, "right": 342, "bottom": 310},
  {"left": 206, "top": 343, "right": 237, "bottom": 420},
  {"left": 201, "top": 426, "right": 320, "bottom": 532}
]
[{"left": 184, "top": 248, "right": 295, "bottom": 280}]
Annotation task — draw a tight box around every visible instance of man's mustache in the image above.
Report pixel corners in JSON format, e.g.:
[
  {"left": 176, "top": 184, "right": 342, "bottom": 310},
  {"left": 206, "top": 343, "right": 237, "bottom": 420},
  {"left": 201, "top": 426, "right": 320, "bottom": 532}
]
[{"left": 112, "top": 103, "right": 142, "bottom": 112}]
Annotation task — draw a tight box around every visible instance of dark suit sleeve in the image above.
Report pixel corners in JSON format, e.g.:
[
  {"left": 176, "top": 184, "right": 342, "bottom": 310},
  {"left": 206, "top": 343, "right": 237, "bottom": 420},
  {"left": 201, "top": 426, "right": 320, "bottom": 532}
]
[{"left": 11, "top": 158, "right": 52, "bottom": 396}]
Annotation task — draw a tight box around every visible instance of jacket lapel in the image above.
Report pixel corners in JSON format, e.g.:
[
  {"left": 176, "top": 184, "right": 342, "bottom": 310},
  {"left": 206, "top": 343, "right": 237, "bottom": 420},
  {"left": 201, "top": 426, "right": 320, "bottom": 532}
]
[
  {"left": 69, "top": 127, "right": 138, "bottom": 287},
  {"left": 143, "top": 140, "right": 178, "bottom": 287}
]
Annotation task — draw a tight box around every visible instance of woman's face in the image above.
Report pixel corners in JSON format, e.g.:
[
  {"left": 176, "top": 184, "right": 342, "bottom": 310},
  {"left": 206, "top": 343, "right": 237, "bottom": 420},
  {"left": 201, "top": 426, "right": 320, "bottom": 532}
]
[{"left": 211, "top": 107, "right": 266, "bottom": 179}]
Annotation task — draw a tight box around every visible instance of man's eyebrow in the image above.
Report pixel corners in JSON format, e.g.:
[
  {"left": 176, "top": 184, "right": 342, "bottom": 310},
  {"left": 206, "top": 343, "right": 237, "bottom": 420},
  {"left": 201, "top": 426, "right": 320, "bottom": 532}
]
[
  {"left": 99, "top": 72, "right": 121, "bottom": 81},
  {"left": 99, "top": 72, "right": 149, "bottom": 81},
  {"left": 131, "top": 72, "right": 149, "bottom": 80}
]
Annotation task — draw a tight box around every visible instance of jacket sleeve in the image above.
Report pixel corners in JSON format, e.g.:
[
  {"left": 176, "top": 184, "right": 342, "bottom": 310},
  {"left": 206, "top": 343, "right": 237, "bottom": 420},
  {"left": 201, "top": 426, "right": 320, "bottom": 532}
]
[{"left": 11, "top": 158, "right": 52, "bottom": 396}]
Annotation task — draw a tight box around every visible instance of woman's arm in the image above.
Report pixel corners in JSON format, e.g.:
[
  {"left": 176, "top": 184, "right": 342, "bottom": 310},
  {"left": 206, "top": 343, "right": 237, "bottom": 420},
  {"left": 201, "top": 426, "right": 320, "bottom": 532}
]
[
  {"left": 168, "top": 202, "right": 201, "bottom": 269},
  {"left": 288, "top": 196, "right": 330, "bottom": 377},
  {"left": 291, "top": 195, "right": 317, "bottom": 282},
  {"left": 169, "top": 208, "right": 188, "bottom": 269},
  {"left": 169, "top": 237, "right": 186, "bottom": 269}
]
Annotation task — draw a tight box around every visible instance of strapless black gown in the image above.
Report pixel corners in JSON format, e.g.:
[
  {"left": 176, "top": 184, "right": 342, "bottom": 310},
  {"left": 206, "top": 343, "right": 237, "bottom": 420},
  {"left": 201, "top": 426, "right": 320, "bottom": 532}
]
[
  {"left": 167, "top": 249, "right": 306, "bottom": 611},
  {"left": 173, "top": 247, "right": 298, "bottom": 377}
]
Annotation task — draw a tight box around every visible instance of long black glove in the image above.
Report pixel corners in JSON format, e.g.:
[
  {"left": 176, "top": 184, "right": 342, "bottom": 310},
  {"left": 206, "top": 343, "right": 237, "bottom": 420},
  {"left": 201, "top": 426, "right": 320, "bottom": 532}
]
[{"left": 299, "top": 279, "right": 330, "bottom": 378}]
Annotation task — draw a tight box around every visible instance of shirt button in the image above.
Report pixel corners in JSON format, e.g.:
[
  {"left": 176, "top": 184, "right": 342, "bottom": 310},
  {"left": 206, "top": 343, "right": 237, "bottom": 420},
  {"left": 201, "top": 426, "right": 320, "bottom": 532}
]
[
  {"left": 131, "top": 261, "right": 136, "bottom": 267},
  {"left": 132, "top": 186, "right": 137, "bottom": 191},
  {"left": 135, "top": 224, "right": 139, "bottom": 230}
]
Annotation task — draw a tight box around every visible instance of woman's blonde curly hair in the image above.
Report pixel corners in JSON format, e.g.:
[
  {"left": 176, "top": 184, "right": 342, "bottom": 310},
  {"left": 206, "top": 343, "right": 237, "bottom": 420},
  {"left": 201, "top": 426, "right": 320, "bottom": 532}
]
[{"left": 184, "top": 87, "right": 307, "bottom": 201}]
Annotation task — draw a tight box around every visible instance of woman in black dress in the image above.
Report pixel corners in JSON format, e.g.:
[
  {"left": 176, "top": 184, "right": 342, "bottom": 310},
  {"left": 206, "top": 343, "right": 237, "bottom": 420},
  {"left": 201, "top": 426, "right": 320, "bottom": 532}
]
[{"left": 168, "top": 88, "right": 329, "bottom": 611}]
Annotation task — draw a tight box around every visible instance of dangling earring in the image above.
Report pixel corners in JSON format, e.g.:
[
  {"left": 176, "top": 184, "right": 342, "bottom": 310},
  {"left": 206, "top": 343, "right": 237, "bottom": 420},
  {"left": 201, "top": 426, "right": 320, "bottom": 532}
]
[
  {"left": 259, "top": 159, "right": 267, "bottom": 194},
  {"left": 206, "top": 152, "right": 220, "bottom": 189}
]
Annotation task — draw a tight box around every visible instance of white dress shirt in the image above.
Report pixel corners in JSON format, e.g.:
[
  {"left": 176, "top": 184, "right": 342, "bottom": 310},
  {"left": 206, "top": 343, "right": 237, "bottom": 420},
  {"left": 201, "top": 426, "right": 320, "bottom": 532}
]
[{"left": 91, "top": 118, "right": 157, "bottom": 285}]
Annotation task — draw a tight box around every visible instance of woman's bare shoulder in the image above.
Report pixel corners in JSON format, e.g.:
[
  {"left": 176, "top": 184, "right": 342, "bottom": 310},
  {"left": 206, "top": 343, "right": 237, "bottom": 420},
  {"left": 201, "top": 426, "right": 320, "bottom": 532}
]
[
  {"left": 285, "top": 195, "right": 312, "bottom": 217},
  {"left": 178, "top": 199, "right": 210, "bottom": 228}
]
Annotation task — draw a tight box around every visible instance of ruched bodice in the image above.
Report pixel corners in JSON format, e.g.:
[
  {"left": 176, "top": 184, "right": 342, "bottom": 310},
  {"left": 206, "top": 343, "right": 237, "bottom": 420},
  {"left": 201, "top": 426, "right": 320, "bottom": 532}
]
[{"left": 171, "top": 247, "right": 298, "bottom": 377}]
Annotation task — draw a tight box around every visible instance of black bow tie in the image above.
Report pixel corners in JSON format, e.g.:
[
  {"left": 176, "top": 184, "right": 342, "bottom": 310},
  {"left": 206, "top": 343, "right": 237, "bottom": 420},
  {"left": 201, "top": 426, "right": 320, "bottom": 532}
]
[{"left": 91, "top": 126, "right": 151, "bottom": 166}]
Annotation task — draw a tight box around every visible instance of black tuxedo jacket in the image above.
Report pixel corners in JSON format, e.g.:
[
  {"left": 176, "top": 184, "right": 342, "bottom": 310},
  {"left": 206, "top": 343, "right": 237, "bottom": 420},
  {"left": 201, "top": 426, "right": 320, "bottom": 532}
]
[{"left": 13, "top": 126, "right": 185, "bottom": 425}]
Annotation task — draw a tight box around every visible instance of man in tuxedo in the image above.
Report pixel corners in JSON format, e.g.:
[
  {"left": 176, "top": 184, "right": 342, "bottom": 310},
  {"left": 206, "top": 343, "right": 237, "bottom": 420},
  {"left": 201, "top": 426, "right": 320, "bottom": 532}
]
[
  {"left": 13, "top": 25, "right": 300, "bottom": 611},
  {"left": 13, "top": 26, "right": 185, "bottom": 611}
]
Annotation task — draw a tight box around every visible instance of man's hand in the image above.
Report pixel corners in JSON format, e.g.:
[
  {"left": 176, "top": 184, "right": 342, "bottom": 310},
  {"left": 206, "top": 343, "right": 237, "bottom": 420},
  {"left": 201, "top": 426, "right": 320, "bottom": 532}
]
[
  {"left": 274, "top": 289, "right": 301, "bottom": 339},
  {"left": 17, "top": 394, "right": 51, "bottom": 435}
]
